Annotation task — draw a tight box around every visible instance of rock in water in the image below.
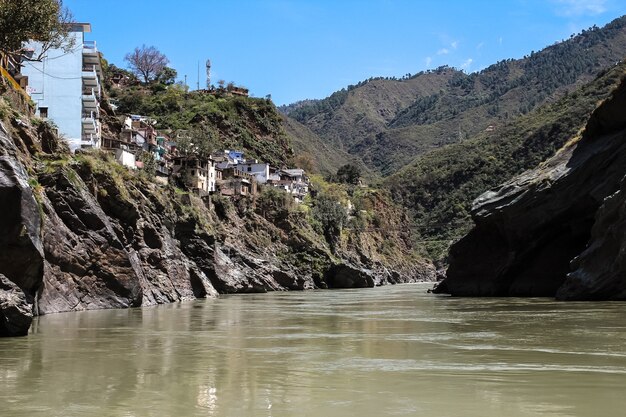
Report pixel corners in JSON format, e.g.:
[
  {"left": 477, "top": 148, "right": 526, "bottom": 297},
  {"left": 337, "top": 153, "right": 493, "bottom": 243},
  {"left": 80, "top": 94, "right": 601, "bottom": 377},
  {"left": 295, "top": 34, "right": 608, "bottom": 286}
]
[
  {"left": 0, "top": 274, "right": 32, "bottom": 337},
  {"left": 324, "top": 263, "right": 375, "bottom": 288}
]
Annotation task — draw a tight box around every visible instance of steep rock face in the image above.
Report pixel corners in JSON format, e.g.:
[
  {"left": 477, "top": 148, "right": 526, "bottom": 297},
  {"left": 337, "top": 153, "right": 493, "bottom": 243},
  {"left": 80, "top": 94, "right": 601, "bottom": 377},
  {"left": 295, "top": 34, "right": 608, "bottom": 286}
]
[
  {"left": 557, "top": 174, "right": 626, "bottom": 299},
  {"left": 436, "top": 78, "right": 626, "bottom": 298},
  {"left": 0, "top": 125, "right": 44, "bottom": 294},
  {"left": 0, "top": 123, "right": 44, "bottom": 336},
  {"left": 37, "top": 167, "right": 218, "bottom": 314}
]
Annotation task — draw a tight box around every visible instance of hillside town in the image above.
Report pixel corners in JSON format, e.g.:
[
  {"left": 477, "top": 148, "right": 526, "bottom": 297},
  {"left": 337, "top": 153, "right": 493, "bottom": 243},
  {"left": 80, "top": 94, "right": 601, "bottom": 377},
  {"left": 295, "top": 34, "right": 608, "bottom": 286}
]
[{"left": 3, "top": 22, "right": 310, "bottom": 202}]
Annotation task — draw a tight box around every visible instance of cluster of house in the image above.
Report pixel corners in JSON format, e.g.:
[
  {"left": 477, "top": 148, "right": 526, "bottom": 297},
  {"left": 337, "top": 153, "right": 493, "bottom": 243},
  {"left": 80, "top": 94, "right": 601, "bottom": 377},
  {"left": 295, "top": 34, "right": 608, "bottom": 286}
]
[
  {"left": 103, "top": 118, "right": 310, "bottom": 200},
  {"left": 171, "top": 150, "right": 309, "bottom": 201},
  {"left": 0, "top": 22, "right": 309, "bottom": 201}
]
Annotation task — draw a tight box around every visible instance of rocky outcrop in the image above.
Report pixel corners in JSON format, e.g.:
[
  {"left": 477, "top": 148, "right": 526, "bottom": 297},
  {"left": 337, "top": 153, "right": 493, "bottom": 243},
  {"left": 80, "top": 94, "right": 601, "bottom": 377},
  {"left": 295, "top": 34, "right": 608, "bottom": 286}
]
[
  {"left": 324, "top": 263, "right": 375, "bottom": 288},
  {"left": 0, "top": 122, "right": 44, "bottom": 336},
  {"left": 36, "top": 166, "right": 219, "bottom": 314},
  {"left": 556, "top": 175, "right": 626, "bottom": 300},
  {"left": 0, "top": 274, "right": 32, "bottom": 337},
  {"left": 435, "top": 78, "right": 626, "bottom": 298}
]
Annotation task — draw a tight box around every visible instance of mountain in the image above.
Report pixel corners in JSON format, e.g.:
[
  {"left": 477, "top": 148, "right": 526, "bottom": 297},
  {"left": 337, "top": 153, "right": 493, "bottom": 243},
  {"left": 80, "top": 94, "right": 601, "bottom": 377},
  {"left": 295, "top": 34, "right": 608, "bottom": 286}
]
[
  {"left": 434, "top": 69, "right": 626, "bottom": 299},
  {"left": 285, "top": 16, "right": 626, "bottom": 176},
  {"left": 386, "top": 60, "right": 626, "bottom": 260},
  {"left": 282, "top": 115, "right": 369, "bottom": 177}
]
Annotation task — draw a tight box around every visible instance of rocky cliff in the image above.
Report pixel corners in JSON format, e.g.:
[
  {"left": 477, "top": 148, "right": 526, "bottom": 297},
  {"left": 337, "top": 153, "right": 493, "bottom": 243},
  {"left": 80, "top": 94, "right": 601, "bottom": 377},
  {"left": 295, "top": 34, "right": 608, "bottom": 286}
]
[
  {"left": 0, "top": 106, "right": 434, "bottom": 337},
  {"left": 435, "top": 74, "right": 626, "bottom": 299}
]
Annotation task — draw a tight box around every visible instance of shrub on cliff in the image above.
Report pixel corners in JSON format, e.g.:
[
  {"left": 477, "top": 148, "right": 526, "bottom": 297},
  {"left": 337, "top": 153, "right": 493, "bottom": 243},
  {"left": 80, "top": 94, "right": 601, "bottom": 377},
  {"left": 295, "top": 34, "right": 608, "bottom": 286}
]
[
  {"left": 256, "top": 186, "right": 294, "bottom": 223},
  {"left": 311, "top": 194, "right": 347, "bottom": 246}
]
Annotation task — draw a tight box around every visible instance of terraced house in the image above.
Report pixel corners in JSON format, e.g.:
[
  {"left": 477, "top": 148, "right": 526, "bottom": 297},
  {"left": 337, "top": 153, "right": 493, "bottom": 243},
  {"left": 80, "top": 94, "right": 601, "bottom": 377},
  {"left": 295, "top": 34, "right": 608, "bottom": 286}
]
[{"left": 21, "top": 23, "right": 102, "bottom": 151}]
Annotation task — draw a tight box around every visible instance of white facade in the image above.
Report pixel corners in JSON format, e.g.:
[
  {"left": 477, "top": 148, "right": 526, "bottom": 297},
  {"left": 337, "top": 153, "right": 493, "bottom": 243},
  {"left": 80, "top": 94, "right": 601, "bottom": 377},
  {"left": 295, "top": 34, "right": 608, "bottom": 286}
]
[
  {"left": 114, "top": 149, "right": 136, "bottom": 169},
  {"left": 236, "top": 162, "right": 271, "bottom": 183},
  {"left": 21, "top": 23, "right": 102, "bottom": 152},
  {"left": 208, "top": 162, "right": 216, "bottom": 193}
]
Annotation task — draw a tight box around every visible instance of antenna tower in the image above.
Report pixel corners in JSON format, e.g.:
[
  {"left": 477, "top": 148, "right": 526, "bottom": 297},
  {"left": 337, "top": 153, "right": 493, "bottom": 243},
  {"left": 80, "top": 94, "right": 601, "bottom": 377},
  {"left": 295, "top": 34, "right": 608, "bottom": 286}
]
[{"left": 206, "top": 59, "right": 211, "bottom": 89}]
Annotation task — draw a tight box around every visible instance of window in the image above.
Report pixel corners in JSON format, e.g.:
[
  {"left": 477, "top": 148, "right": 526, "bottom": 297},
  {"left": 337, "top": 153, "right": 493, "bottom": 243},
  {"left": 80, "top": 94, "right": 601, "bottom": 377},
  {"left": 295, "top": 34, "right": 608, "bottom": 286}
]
[
  {"left": 39, "top": 107, "right": 48, "bottom": 118},
  {"left": 191, "top": 170, "right": 195, "bottom": 175},
  {"left": 247, "top": 167, "right": 252, "bottom": 172}
]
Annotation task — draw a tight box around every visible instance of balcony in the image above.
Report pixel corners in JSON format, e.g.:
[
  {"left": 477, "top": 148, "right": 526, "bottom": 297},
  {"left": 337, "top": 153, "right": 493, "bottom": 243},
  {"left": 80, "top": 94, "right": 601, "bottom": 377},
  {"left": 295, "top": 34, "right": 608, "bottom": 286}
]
[
  {"left": 81, "top": 133, "right": 99, "bottom": 148},
  {"left": 82, "top": 87, "right": 98, "bottom": 110},
  {"left": 82, "top": 65, "right": 101, "bottom": 95},
  {"left": 83, "top": 40, "right": 98, "bottom": 55},
  {"left": 82, "top": 111, "right": 99, "bottom": 134}
]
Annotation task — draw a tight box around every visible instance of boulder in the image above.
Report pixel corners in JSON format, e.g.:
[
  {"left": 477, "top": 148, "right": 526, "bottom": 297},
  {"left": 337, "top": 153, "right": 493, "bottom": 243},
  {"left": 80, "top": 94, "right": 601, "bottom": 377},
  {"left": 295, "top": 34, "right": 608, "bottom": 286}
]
[
  {"left": 0, "top": 274, "right": 32, "bottom": 337},
  {"left": 324, "top": 263, "right": 375, "bottom": 288}
]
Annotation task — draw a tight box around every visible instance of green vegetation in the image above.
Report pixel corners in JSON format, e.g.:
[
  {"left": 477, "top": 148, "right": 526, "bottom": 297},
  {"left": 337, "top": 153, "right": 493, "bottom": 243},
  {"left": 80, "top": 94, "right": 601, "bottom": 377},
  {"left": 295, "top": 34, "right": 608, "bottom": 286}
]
[
  {"left": 108, "top": 81, "right": 293, "bottom": 167},
  {"left": 328, "top": 163, "right": 361, "bottom": 185},
  {"left": 285, "top": 16, "right": 626, "bottom": 176},
  {"left": 386, "top": 61, "right": 626, "bottom": 260},
  {"left": 311, "top": 194, "right": 348, "bottom": 245},
  {"left": 255, "top": 186, "right": 294, "bottom": 223}
]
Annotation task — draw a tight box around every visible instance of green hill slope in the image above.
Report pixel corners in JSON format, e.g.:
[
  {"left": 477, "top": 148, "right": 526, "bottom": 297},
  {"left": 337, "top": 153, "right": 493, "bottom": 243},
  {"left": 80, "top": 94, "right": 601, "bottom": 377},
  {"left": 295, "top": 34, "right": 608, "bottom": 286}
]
[
  {"left": 282, "top": 115, "right": 360, "bottom": 176},
  {"left": 385, "top": 61, "right": 626, "bottom": 260},
  {"left": 286, "top": 16, "right": 626, "bottom": 175}
]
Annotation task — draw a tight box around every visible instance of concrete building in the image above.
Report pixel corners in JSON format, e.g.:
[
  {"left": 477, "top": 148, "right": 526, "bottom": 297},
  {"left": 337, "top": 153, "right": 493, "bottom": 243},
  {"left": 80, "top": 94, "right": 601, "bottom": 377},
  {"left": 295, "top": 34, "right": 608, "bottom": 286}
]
[
  {"left": 21, "top": 23, "right": 103, "bottom": 151},
  {"left": 172, "top": 156, "right": 216, "bottom": 195},
  {"left": 235, "top": 161, "right": 274, "bottom": 184},
  {"left": 217, "top": 167, "right": 257, "bottom": 197}
]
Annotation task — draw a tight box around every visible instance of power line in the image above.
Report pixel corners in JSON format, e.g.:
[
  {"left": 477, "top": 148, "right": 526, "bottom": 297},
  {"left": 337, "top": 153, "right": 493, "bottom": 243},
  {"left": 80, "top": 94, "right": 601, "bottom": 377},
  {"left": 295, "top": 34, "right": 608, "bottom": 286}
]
[{"left": 22, "top": 60, "right": 84, "bottom": 80}]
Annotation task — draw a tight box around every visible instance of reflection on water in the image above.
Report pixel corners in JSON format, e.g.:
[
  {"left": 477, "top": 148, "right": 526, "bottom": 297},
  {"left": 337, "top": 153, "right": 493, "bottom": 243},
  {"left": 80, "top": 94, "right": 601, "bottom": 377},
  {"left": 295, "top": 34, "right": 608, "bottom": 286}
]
[{"left": 1, "top": 284, "right": 626, "bottom": 416}]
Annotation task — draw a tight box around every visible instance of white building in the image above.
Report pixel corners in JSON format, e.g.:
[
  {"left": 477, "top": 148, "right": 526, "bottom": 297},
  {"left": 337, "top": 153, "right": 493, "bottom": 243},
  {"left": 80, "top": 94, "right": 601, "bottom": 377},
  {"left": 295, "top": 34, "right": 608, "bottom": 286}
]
[
  {"left": 114, "top": 149, "right": 136, "bottom": 170},
  {"left": 236, "top": 161, "right": 273, "bottom": 184},
  {"left": 21, "top": 23, "right": 102, "bottom": 152}
]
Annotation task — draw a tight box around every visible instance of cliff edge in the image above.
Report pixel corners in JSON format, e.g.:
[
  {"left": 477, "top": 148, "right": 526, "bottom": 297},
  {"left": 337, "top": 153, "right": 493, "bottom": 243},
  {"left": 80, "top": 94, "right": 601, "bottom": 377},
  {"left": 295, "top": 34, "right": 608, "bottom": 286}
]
[{"left": 435, "top": 73, "right": 626, "bottom": 299}]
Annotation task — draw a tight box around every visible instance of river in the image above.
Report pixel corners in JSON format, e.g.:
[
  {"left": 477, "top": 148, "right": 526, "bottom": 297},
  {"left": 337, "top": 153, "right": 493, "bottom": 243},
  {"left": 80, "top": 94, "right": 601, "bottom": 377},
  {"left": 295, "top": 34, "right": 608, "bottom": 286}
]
[{"left": 1, "top": 283, "right": 626, "bottom": 416}]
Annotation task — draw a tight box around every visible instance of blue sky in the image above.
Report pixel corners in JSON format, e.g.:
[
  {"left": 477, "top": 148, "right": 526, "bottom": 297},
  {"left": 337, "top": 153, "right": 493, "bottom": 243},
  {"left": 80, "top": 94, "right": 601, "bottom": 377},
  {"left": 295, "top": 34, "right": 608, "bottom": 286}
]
[{"left": 64, "top": 0, "right": 626, "bottom": 105}]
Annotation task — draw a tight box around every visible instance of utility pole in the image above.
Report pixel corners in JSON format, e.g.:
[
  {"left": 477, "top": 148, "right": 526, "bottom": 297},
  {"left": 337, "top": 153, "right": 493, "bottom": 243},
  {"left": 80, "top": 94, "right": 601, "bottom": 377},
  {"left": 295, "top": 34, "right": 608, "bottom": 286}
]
[{"left": 196, "top": 61, "right": 200, "bottom": 90}]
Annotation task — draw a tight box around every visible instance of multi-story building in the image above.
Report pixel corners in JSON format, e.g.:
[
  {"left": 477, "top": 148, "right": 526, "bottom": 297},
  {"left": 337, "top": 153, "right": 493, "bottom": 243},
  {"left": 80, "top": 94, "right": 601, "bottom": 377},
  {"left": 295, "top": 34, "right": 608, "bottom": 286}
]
[
  {"left": 21, "top": 23, "right": 102, "bottom": 151},
  {"left": 171, "top": 156, "right": 216, "bottom": 195}
]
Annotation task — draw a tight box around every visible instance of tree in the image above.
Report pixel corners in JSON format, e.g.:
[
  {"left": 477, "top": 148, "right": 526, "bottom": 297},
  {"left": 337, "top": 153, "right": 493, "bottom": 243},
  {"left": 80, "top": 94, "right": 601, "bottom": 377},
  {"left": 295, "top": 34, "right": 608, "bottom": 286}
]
[
  {"left": 176, "top": 125, "right": 219, "bottom": 158},
  {"left": 256, "top": 187, "right": 293, "bottom": 222},
  {"left": 334, "top": 164, "right": 361, "bottom": 185},
  {"left": 156, "top": 66, "right": 177, "bottom": 85},
  {"left": 312, "top": 194, "right": 347, "bottom": 245},
  {"left": 0, "top": 0, "right": 75, "bottom": 61},
  {"left": 293, "top": 152, "right": 316, "bottom": 173},
  {"left": 124, "top": 45, "right": 169, "bottom": 84}
]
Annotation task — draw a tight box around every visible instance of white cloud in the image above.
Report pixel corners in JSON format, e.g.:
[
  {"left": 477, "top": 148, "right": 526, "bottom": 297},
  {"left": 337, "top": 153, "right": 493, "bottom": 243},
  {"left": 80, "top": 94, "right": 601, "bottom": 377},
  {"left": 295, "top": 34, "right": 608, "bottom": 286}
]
[
  {"left": 425, "top": 57, "right": 432, "bottom": 67},
  {"left": 437, "top": 48, "right": 450, "bottom": 55},
  {"left": 553, "top": 0, "right": 607, "bottom": 16},
  {"left": 460, "top": 58, "right": 473, "bottom": 71},
  {"left": 451, "top": 41, "right": 459, "bottom": 49},
  {"left": 498, "top": 37, "right": 503, "bottom": 45},
  {"left": 476, "top": 42, "right": 484, "bottom": 50}
]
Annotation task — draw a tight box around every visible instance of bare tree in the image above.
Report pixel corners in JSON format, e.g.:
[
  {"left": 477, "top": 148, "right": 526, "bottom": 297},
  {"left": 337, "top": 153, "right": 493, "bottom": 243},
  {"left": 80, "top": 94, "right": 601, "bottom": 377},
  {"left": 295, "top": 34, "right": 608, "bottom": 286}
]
[{"left": 124, "top": 45, "right": 169, "bottom": 84}]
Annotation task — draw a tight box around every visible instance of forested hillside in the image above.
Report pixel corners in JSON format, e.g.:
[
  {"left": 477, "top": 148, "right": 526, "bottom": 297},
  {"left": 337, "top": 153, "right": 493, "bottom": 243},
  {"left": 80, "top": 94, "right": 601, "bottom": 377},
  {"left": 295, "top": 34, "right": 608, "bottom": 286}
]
[
  {"left": 285, "top": 16, "right": 626, "bottom": 175},
  {"left": 386, "top": 61, "right": 626, "bottom": 259}
]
